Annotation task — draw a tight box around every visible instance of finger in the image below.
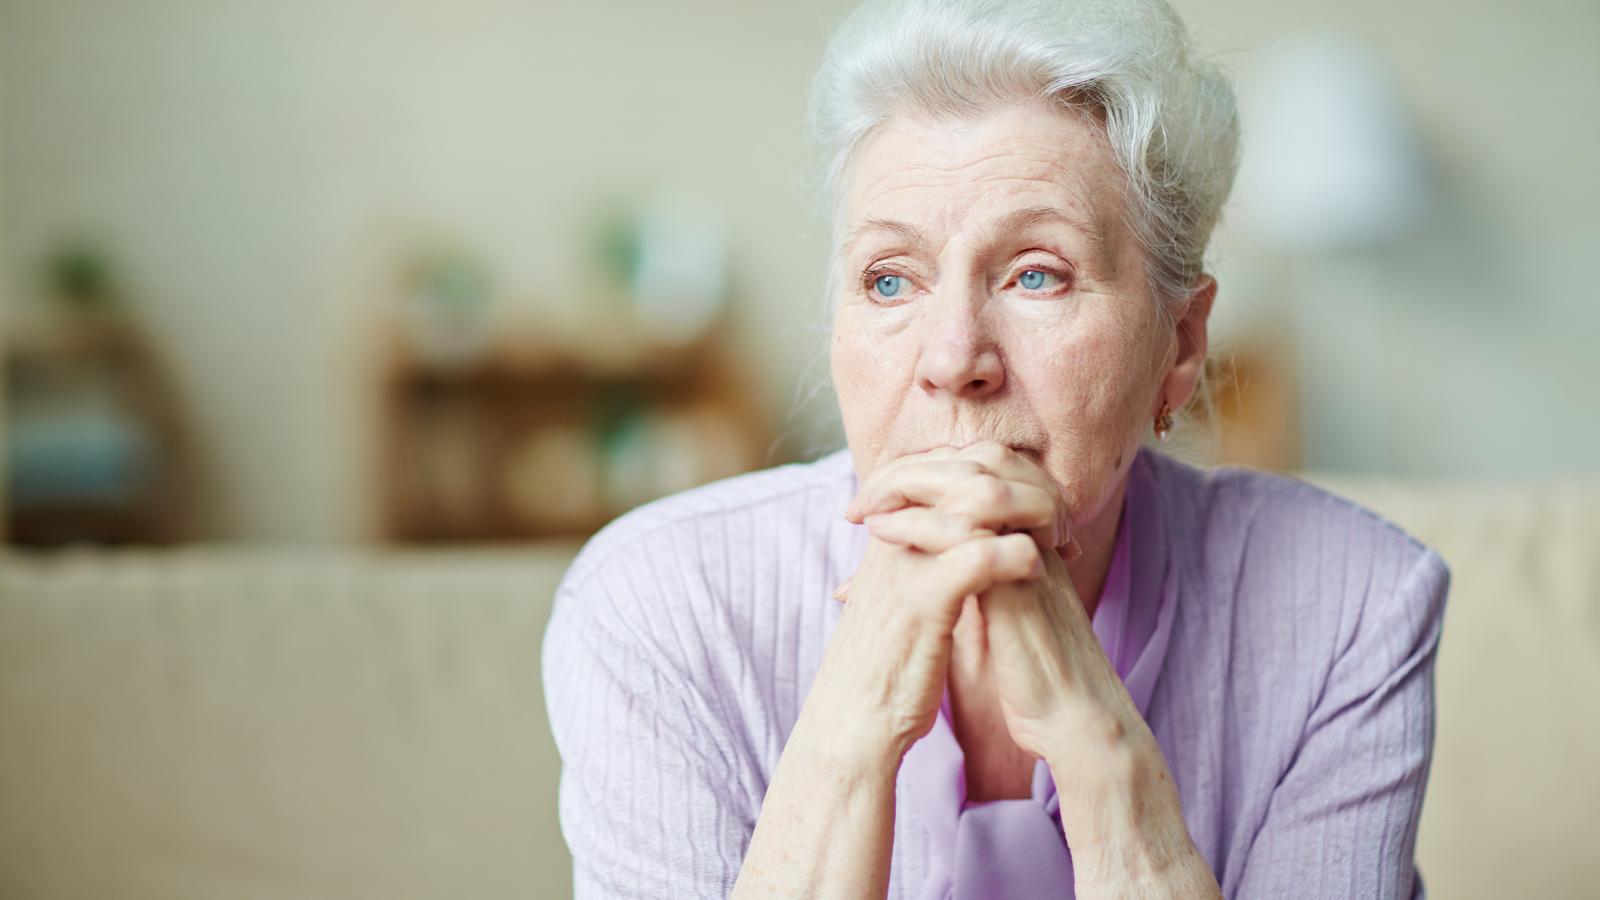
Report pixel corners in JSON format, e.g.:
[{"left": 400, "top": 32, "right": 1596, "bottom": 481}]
[
  {"left": 937, "top": 475, "right": 1061, "bottom": 547},
  {"left": 843, "top": 447, "right": 956, "bottom": 520},
  {"left": 864, "top": 507, "right": 995, "bottom": 553},
  {"left": 954, "top": 441, "right": 1072, "bottom": 543},
  {"left": 922, "top": 533, "right": 1043, "bottom": 605},
  {"left": 832, "top": 576, "right": 853, "bottom": 601},
  {"left": 847, "top": 443, "right": 1077, "bottom": 550},
  {"left": 846, "top": 458, "right": 988, "bottom": 522}
]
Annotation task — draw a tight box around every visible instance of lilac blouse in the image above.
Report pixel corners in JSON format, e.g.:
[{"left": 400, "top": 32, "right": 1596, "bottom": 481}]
[{"left": 543, "top": 446, "right": 1450, "bottom": 898}]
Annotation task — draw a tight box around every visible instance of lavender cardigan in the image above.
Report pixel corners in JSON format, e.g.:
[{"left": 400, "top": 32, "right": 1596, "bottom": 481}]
[{"left": 543, "top": 446, "right": 1451, "bottom": 898}]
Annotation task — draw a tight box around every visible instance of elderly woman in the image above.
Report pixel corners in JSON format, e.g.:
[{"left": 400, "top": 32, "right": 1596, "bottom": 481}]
[{"left": 544, "top": 0, "right": 1450, "bottom": 897}]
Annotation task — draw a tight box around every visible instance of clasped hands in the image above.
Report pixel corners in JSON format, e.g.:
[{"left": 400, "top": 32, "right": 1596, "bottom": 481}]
[{"left": 832, "top": 441, "right": 1139, "bottom": 770}]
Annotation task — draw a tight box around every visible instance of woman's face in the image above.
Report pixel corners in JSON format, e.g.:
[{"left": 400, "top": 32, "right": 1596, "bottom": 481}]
[{"left": 830, "top": 97, "right": 1210, "bottom": 530}]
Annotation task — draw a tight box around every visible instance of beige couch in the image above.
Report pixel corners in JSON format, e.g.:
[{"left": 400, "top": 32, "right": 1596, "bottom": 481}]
[{"left": 2, "top": 477, "right": 1597, "bottom": 899}]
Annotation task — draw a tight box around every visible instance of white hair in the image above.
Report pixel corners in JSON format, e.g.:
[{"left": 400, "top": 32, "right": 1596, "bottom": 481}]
[{"left": 808, "top": 0, "right": 1242, "bottom": 311}]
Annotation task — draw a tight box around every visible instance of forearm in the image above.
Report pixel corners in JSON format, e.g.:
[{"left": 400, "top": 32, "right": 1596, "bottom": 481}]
[
  {"left": 732, "top": 672, "right": 904, "bottom": 899},
  {"left": 1049, "top": 721, "right": 1221, "bottom": 900}
]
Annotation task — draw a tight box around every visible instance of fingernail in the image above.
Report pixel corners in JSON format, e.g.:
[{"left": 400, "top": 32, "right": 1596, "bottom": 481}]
[
  {"left": 832, "top": 578, "right": 852, "bottom": 601},
  {"left": 1063, "top": 537, "right": 1083, "bottom": 562}
]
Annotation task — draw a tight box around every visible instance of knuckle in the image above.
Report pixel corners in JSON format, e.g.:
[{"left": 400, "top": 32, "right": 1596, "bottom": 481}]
[
  {"left": 946, "top": 513, "right": 979, "bottom": 539},
  {"left": 957, "top": 538, "right": 999, "bottom": 572},
  {"left": 1002, "top": 533, "right": 1040, "bottom": 567},
  {"left": 972, "top": 475, "right": 1010, "bottom": 506},
  {"left": 1001, "top": 530, "right": 1034, "bottom": 553},
  {"left": 1025, "top": 486, "right": 1057, "bottom": 521}
]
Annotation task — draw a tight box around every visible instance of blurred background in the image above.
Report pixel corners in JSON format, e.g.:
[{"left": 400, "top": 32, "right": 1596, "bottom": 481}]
[{"left": 1, "top": 1, "right": 1596, "bottom": 898}]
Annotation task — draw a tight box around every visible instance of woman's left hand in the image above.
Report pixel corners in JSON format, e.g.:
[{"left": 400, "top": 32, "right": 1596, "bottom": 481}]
[{"left": 841, "top": 440, "right": 1141, "bottom": 764}]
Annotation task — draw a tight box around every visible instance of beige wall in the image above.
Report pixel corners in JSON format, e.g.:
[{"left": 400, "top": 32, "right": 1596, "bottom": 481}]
[
  {"left": 1181, "top": 0, "right": 1600, "bottom": 476},
  {"left": 2, "top": 0, "right": 1595, "bottom": 540},
  {"left": 0, "top": 0, "right": 864, "bottom": 539}
]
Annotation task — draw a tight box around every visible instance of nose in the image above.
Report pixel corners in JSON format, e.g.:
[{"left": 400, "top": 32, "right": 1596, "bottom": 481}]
[{"left": 913, "top": 289, "right": 1005, "bottom": 399}]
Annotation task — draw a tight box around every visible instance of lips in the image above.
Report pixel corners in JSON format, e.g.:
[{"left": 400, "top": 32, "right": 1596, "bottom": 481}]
[{"left": 902, "top": 441, "right": 1041, "bottom": 458}]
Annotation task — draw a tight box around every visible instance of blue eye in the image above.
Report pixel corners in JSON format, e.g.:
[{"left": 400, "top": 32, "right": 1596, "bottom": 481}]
[
  {"left": 1018, "top": 269, "right": 1057, "bottom": 291},
  {"left": 873, "top": 274, "right": 906, "bottom": 298}
]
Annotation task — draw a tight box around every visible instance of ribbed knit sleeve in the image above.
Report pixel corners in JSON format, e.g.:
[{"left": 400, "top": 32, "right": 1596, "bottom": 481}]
[
  {"left": 542, "top": 532, "right": 760, "bottom": 899},
  {"left": 1233, "top": 545, "right": 1451, "bottom": 899},
  {"left": 540, "top": 456, "right": 860, "bottom": 899}
]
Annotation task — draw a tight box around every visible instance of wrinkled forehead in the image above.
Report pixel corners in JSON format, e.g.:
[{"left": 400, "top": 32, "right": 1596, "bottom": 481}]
[{"left": 830, "top": 99, "right": 1131, "bottom": 264}]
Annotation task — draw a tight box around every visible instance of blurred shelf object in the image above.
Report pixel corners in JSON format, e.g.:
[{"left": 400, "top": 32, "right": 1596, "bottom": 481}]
[
  {"left": 376, "top": 328, "right": 773, "bottom": 542},
  {"left": 4, "top": 242, "right": 195, "bottom": 545},
  {"left": 1196, "top": 337, "right": 1302, "bottom": 472}
]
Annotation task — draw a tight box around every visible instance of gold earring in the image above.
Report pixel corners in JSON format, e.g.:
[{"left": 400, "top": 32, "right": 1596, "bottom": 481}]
[{"left": 1154, "top": 400, "right": 1174, "bottom": 442}]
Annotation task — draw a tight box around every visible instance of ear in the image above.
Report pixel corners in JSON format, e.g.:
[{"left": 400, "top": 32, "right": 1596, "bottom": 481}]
[{"left": 1157, "top": 273, "right": 1217, "bottom": 413}]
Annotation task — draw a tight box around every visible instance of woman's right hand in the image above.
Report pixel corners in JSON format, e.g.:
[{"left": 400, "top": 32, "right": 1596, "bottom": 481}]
[{"left": 809, "top": 492, "right": 1045, "bottom": 765}]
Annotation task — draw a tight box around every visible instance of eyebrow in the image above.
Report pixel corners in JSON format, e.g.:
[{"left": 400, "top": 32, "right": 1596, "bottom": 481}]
[
  {"left": 840, "top": 217, "right": 930, "bottom": 258},
  {"left": 840, "top": 204, "right": 1113, "bottom": 275},
  {"left": 996, "top": 205, "right": 1110, "bottom": 267}
]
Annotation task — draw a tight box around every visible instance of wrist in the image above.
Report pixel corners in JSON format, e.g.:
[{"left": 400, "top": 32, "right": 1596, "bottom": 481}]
[
  {"left": 791, "top": 708, "right": 906, "bottom": 782},
  {"left": 795, "top": 656, "right": 918, "bottom": 777},
  {"left": 1048, "top": 728, "right": 1205, "bottom": 892},
  {"left": 1039, "top": 700, "right": 1142, "bottom": 777}
]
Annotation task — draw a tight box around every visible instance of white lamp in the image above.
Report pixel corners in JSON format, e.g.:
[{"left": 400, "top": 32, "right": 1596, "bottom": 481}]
[
  {"left": 1232, "top": 34, "right": 1430, "bottom": 470},
  {"left": 1234, "top": 33, "right": 1428, "bottom": 251}
]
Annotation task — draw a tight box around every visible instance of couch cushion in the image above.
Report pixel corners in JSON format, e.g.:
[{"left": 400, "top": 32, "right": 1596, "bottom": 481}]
[{"left": 0, "top": 545, "right": 579, "bottom": 900}]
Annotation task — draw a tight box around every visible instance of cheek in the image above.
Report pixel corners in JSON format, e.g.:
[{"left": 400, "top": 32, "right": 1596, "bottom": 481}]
[
  {"left": 1022, "top": 313, "right": 1152, "bottom": 513},
  {"left": 829, "top": 318, "right": 871, "bottom": 412},
  {"left": 830, "top": 314, "right": 903, "bottom": 432},
  {"left": 831, "top": 318, "right": 895, "bottom": 480},
  {"left": 1024, "top": 320, "right": 1144, "bottom": 432},
  {"left": 832, "top": 305, "right": 917, "bottom": 384}
]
